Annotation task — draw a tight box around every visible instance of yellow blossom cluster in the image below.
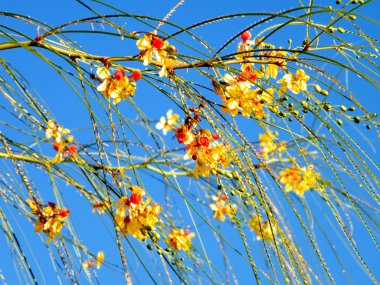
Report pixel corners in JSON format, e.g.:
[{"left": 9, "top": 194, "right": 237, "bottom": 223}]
[
  {"left": 219, "top": 73, "right": 274, "bottom": 118},
  {"left": 155, "top": 110, "right": 180, "bottom": 135},
  {"left": 96, "top": 67, "right": 137, "bottom": 104},
  {"left": 27, "top": 200, "right": 70, "bottom": 239},
  {"left": 258, "top": 131, "right": 286, "bottom": 160},
  {"left": 277, "top": 69, "right": 310, "bottom": 95},
  {"left": 115, "top": 186, "right": 162, "bottom": 240},
  {"left": 136, "top": 32, "right": 181, "bottom": 77},
  {"left": 45, "top": 120, "right": 77, "bottom": 163},
  {"left": 82, "top": 251, "right": 104, "bottom": 270},
  {"left": 249, "top": 214, "right": 277, "bottom": 241},
  {"left": 165, "top": 229, "right": 195, "bottom": 252},
  {"left": 279, "top": 166, "right": 320, "bottom": 196},
  {"left": 209, "top": 193, "right": 237, "bottom": 222},
  {"left": 175, "top": 125, "right": 232, "bottom": 177}
]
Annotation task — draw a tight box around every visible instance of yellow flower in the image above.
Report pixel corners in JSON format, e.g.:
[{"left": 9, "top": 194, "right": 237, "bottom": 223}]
[
  {"left": 136, "top": 33, "right": 169, "bottom": 66},
  {"left": 236, "top": 42, "right": 253, "bottom": 60},
  {"left": 96, "top": 67, "right": 136, "bottom": 104},
  {"left": 258, "top": 131, "right": 285, "bottom": 160},
  {"left": 222, "top": 81, "right": 253, "bottom": 117},
  {"left": 279, "top": 166, "right": 320, "bottom": 196},
  {"left": 264, "top": 50, "right": 288, "bottom": 79},
  {"left": 193, "top": 143, "right": 232, "bottom": 177},
  {"left": 209, "top": 193, "right": 237, "bottom": 222},
  {"left": 32, "top": 202, "right": 70, "bottom": 239},
  {"left": 165, "top": 229, "right": 195, "bottom": 252},
  {"left": 277, "top": 69, "right": 310, "bottom": 95},
  {"left": 249, "top": 215, "right": 277, "bottom": 241},
  {"left": 83, "top": 251, "right": 104, "bottom": 270},
  {"left": 26, "top": 199, "right": 39, "bottom": 214},
  {"left": 115, "top": 188, "right": 161, "bottom": 240},
  {"left": 156, "top": 110, "right": 180, "bottom": 135},
  {"left": 45, "top": 120, "right": 70, "bottom": 143}
]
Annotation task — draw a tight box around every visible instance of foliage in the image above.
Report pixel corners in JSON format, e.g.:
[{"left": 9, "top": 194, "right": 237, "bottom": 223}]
[{"left": 0, "top": 1, "right": 379, "bottom": 284}]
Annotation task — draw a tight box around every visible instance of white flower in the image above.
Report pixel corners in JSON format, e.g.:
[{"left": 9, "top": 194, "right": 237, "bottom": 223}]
[{"left": 156, "top": 110, "right": 179, "bottom": 135}]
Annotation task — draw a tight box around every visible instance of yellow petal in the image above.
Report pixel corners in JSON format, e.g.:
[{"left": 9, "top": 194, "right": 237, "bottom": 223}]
[{"left": 96, "top": 251, "right": 104, "bottom": 269}]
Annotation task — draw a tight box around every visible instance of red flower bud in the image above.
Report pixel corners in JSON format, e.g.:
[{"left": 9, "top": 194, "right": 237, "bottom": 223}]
[
  {"left": 114, "top": 69, "right": 125, "bottom": 81},
  {"left": 152, "top": 38, "right": 165, "bottom": 49},
  {"left": 199, "top": 136, "right": 210, "bottom": 147},
  {"left": 212, "top": 134, "right": 220, "bottom": 140},
  {"left": 130, "top": 193, "right": 143, "bottom": 205},
  {"left": 128, "top": 70, "right": 142, "bottom": 81},
  {"left": 241, "top": 31, "right": 251, "bottom": 43}
]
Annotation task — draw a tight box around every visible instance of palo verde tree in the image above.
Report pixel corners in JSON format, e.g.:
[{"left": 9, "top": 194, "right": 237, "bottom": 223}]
[{"left": 0, "top": 1, "right": 379, "bottom": 284}]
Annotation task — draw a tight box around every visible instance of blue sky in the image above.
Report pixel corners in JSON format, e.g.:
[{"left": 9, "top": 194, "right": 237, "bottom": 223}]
[{"left": 1, "top": 1, "right": 380, "bottom": 284}]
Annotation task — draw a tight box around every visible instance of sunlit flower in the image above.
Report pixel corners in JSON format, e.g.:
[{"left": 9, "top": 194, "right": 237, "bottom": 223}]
[
  {"left": 264, "top": 50, "right": 288, "bottom": 79},
  {"left": 209, "top": 193, "right": 237, "bottom": 222},
  {"left": 277, "top": 69, "right": 310, "bottom": 95},
  {"left": 279, "top": 166, "right": 320, "bottom": 196},
  {"left": 175, "top": 125, "right": 195, "bottom": 145},
  {"left": 26, "top": 199, "right": 39, "bottom": 215},
  {"left": 115, "top": 186, "right": 161, "bottom": 240},
  {"left": 156, "top": 110, "right": 180, "bottom": 135},
  {"left": 249, "top": 215, "right": 277, "bottom": 241},
  {"left": 258, "top": 131, "right": 285, "bottom": 160},
  {"left": 45, "top": 120, "right": 70, "bottom": 143},
  {"left": 136, "top": 33, "right": 169, "bottom": 66},
  {"left": 165, "top": 229, "right": 195, "bottom": 252},
  {"left": 219, "top": 76, "right": 273, "bottom": 119},
  {"left": 31, "top": 202, "right": 70, "bottom": 239},
  {"left": 96, "top": 67, "right": 136, "bottom": 104},
  {"left": 83, "top": 251, "right": 104, "bottom": 270}
]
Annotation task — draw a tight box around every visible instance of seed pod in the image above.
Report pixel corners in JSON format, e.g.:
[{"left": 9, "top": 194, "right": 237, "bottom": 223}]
[
  {"left": 348, "top": 106, "right": 356, "bottom": 111},
  {"left": 349, "top": 15, "right": 356, "bottom": 20},
  {"left": 320, "top": 90, "right": 329, "bottom": 96},
  {"left": 338, "top": 27, "right": 345, "bottom": 33},
  {"left": 337, "top": 119, "right": 343, "bottom": 126},
  {"left": 301, "top": 101, "right": 308, "bottom": 109},
  {"left": 353, "top": 116, "right": 361, "bottom": 123},
  {"left": 340, "top": 105, "right": 347, "bottom": 112},
  {"left": 323, "top": 104, "right": 332, "bottom": 111},
  {"left": 314, "top": 84, "right": 322, "bottom": 93}
]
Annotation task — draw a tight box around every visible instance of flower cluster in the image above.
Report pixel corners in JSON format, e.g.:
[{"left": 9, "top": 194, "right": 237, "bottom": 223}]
[
  {"left": 165, "top": 229, "right": 195, "bottom": 252},
  {"left": 217, "top": 73, "right": 274, "bottom": 118},
  {"left": 277, "top": 69, "right": 310, "bottom": 95},
  {"left": 258, "top": 131, "right": 286, "bottom": 160},
  {"left": 115, "top": 186, "right": 162, "bottom": 240},
  {"left": 249, "top": 214, "right": 277, "bottom": 241},
  {"left": 83, "top": 251, "right": 104, "bottom": 270},
  {"left": 45, "top": 120, "right": 77, "bottom": 163},
  {"left": 136, "top": 32, "right": 181, "bottom": 77},
  {"left": 279, "top": 166, "right": 320, "bottom": 196},
  {"left": 209, "top": 193, "right": 237, "bottom": 222},
  {"left": 174, "top": 108, "right": 232, "bottom": 177},
  {"left": 156, "top": 110, "right": 179, "bottom": 135},
  {"left": 213, "top": 32, "right": 302, "bottom": 119},
  {"left": 96, "top": 67, "right": 138, "bottom": 104},
  {"left": 27, "top": 200, "right": 70, "bottom": 239}
]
